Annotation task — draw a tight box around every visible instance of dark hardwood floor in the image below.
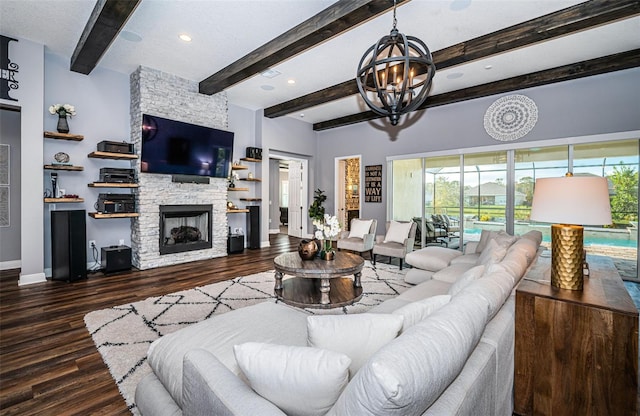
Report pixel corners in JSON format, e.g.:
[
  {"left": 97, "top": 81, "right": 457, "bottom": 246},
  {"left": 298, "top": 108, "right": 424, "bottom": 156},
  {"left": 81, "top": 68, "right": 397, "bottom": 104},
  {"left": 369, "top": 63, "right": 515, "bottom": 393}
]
[{"left": 0, "top": 234, "right": 300, "bottom": 415}]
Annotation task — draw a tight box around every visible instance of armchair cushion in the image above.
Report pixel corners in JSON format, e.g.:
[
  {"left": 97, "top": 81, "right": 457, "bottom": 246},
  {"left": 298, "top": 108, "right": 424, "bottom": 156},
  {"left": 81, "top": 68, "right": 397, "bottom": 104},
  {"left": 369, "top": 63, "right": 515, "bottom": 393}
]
[
  {"left": 348, "top": 219, "right": 373, "bottom": 240},
  {"left": 384, "top": 220, "right": 413, "bottom": 244},
  {"left": 233, "top": 342, "right": 351, "bottom": 416}
]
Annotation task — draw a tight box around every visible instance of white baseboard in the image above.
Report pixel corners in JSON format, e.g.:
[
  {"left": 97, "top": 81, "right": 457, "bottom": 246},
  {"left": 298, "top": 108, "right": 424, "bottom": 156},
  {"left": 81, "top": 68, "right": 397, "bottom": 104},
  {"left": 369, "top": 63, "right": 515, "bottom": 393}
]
[
  {"left": 260, "top": 241, "right": 271, "bottom": 248},
  {"left": 269, "top": 228, "right": 280, "bottom": 234},
  {"left": 18, "top": 271, "right": 47, "bottom": 286},
  {"left": 0, "top": 260, "right": 21, "bottom": 270}
]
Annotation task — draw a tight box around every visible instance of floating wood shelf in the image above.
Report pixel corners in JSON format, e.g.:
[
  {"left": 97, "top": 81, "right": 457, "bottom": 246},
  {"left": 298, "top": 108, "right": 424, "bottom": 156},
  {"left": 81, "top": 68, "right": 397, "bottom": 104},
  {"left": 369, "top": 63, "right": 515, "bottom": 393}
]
[
  {"left": 88, "top": 182, "right": 138, "bottom": 188},
  {"left": 227, "top": 209, "right": 250, "bottom": 213},
  {"left": 228, "top": 187, "right": 249, "bottom": 191},
  {"left": 44, "top": 131, "right": 84, "bottom": 141},
  {"left": 88, "top": 212, "right": 139, "bottom": 219},
  {"left": 240, "top": 198, "right": 262, "bottom": 202},
  {"left": 240, "top": 177, "right": 261, "bottom": 182},
  {"left": 44, "top": 164, "right": 84, "bottom": 171},
  {"left": 88, "top": 151, "right": 138, "bottom": 160},
  {"left": 44, "top": 197, "right": 84, "bottom": 203},
  {"left": 231, "top": 164, "right": 249, "bottom": 170},
  {"left": 240, "top": 157, "right": 261, "bottom": 163}
]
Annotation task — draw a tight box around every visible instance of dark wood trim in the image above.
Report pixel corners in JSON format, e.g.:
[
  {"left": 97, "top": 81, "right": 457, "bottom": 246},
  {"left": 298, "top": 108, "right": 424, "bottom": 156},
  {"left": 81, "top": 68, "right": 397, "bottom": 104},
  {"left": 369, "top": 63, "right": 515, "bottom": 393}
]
[
  {"left": 198, "top": 0, "right": 409, "bottom": 95},
  {"left": 0, "top": 103, "right": 21, "bottom": 112},
  {"left": 313, "top": 49, "right": 640, "bottom": 131},
  {"left": 265, "top": 0, "right": 640, "bottom": 119},
  {"left": 70, "top": 0, "right": 141, "bottom": 74}
]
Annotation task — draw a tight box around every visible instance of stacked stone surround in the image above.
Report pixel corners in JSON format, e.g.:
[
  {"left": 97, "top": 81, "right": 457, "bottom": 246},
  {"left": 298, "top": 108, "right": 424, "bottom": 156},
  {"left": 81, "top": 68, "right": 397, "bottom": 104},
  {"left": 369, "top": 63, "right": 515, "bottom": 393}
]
[{"left": 130, "top": 66, "right": 229, "bottom": 270}]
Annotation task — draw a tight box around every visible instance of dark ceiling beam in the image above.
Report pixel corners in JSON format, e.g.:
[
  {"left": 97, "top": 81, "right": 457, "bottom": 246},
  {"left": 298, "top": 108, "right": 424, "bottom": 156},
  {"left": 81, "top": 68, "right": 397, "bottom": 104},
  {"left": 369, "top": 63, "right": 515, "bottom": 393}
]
[
  {"left": 198, "top": 0, "right": 410, "bottom": 95},
  {"left": 70, "top": 0, "right": 140, "bottom": 75},
  {"left": 266, "top": 0, "right": 640, "bottom": 118},
  {"left": 313, "top": 49, "right": 640, "bottom": 131}
]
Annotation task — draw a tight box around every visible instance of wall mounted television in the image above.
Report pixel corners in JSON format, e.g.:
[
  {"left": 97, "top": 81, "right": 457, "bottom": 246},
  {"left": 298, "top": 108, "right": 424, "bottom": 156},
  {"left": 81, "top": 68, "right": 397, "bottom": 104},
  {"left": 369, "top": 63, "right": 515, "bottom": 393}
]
[{"left": 141, "top": 114, "right": 234, "bottom": 179}]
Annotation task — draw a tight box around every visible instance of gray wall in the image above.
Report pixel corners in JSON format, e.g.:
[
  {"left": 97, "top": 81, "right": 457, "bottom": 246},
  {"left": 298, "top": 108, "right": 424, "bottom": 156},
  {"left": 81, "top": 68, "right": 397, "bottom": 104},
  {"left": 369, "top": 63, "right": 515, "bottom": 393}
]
[
  {"left": 43, "top": 52, "right": 131, "bottom": 274},
  {"left": 0, "top": 109, "right": 21, "bottom": 264},
  {"left": 315, "top": 68, "right": 640, "bottom": 232}
]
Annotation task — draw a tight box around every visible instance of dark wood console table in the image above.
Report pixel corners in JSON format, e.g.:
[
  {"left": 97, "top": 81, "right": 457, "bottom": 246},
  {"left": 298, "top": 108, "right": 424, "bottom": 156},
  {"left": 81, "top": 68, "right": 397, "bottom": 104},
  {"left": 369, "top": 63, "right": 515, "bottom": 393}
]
[
  {"left": 514, "top": 253, "right": 638, "bottom": 415},
  {"left": 273, "top": 251, "right": 364, "bottom": 309}
]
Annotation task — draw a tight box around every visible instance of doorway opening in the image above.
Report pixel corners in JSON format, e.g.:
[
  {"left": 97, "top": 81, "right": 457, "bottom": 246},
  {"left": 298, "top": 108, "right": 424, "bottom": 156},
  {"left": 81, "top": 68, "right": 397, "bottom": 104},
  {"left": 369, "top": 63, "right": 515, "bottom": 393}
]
[
  {"left": 0, "top": 105, "right": 21, "bottom": 270},
  {"left": 269, "top": 155, "right": 309, "bottom": 238},
  {"left": 335, "top": 155, "right": 361, "bottom": 231}
]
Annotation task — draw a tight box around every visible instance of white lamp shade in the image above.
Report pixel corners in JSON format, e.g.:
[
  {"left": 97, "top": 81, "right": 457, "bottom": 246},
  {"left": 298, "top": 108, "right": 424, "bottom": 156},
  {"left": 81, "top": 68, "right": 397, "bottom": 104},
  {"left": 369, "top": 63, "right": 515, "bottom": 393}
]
[{"left": 530, "top": 176, "right": 612, "bottom": 225}]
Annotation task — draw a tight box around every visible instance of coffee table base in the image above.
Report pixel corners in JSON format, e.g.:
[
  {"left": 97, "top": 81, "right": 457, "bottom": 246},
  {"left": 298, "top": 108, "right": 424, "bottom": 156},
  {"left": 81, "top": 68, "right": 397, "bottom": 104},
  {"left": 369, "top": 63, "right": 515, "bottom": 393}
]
[{"left": 275, "top": 277, "right": 363, "bottom": 309}]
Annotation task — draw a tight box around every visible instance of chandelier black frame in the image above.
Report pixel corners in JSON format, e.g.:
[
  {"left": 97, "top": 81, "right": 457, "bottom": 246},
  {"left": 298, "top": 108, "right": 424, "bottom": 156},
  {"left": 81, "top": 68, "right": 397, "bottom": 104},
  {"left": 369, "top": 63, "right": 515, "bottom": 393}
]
[{"left": 356, "top": 0, "right": 436, "bottom": 126}]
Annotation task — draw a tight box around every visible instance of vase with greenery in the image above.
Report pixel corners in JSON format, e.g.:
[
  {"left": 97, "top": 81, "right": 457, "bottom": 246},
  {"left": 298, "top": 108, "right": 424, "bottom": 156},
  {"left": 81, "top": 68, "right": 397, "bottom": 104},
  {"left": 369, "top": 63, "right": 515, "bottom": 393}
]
[
  {"left": 313, "top": 214, "right": 341, "bottom": 260},
  {"left": 49, "top": 103, "right": 76, "bottom": 134}
]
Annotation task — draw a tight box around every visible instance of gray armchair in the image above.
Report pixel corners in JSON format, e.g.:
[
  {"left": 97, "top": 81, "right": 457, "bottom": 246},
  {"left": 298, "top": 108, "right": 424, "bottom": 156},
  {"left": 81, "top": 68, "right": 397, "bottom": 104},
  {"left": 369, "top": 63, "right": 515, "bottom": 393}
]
[
  {"left": 372, "top": 221, "right": 417, "bottom": 270},
  {"left": 337, "top": 219, "right": 377, "bottom": 259}
]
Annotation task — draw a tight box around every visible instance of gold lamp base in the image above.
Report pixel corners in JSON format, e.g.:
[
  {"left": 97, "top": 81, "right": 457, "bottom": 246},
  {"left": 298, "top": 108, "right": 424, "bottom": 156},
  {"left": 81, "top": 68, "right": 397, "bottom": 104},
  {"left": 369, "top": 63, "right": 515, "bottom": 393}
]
[{"left": 550, "top": 224, "right": 584, "bottom": 290}]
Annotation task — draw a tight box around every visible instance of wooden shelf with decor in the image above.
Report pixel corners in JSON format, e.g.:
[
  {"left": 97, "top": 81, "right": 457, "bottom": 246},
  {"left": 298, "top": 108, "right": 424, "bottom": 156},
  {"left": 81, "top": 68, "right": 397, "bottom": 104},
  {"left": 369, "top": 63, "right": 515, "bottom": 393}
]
[
  {"left": 231, "top": 164, "right": 249, "bottom": 170},
  {"left": 228, "top": 187, "right": 249, "bottom": 192},
  {"left": 240, "top": 198, "right": 262, "bottom": 202},
  {"left": 44, "top": 197, "right": 84, "bottom": 203},
  {"left": 88, "top": 212, "right": 139, "bottom": 219},
  {"left": 239, "top": 177, "right": 261, "bottom": 182},
  {"left": 44, "top": 164, "right": 84, "bottom": 171},
  {"left": 44, "top": 131, "right": 84, "bottom": 141},
  {"left": 240, "top": 157, "right": 261, "bottom": 163},
  {"left": 88, "top": 151, "right": 138, "bottom": 160},
  {"left": 227, "top": 209, "right": 250, "bottom": 213},
  {"left": 88, "top": 182, "right": 139, "bottom": 188}
]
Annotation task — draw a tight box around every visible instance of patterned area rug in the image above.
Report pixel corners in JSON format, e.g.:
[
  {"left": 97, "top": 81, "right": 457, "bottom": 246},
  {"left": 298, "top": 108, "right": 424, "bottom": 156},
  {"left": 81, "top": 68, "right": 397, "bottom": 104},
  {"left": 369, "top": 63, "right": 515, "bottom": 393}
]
[{"left": 84, "top": 262, "right": 409, "bottom": 415}]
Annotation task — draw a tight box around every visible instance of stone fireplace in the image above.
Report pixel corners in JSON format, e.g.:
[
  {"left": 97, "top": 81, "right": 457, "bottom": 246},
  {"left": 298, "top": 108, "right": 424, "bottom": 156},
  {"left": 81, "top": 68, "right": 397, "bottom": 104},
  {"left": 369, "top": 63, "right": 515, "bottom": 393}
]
[{"left": 159, "top": 205, "right": 212, "bottom": 255}]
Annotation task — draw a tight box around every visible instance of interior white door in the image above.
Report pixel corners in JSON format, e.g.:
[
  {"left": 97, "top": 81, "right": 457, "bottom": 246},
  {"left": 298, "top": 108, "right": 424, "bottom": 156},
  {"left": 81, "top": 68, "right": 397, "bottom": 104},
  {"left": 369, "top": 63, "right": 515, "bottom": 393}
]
[{"left": 288, "top": 161, "right": 303, "bottom": 238}]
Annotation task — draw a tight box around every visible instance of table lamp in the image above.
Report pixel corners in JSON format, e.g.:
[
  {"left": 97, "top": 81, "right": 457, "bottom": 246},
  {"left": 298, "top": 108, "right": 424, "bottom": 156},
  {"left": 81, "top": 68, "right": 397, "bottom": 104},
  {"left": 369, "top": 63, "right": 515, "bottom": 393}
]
[{"left": 530, "top": 173, "right": 612, "bottom": 290}]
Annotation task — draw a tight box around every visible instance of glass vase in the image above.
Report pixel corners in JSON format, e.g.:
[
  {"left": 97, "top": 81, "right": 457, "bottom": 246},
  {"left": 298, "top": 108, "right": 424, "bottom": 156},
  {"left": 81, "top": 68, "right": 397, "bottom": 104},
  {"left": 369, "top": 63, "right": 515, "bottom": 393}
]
[{"left": 57, "top": 114, "right": 70, "bottom": 133}]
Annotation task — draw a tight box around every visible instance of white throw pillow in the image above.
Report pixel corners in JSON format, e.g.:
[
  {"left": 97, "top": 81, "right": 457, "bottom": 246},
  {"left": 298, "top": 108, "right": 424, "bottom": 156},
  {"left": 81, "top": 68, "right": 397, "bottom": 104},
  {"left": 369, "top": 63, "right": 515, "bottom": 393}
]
[
  {"left": 476, "top": 238, "right": 508, "bottom": 267},
  {"left": 392, "top": 295, "right": 451, "bottom": 332},
  {"left": 348, "top": 219, "right": 373, "bottom": 240},
  {"left": 307, "top": 313, "right": 403, "bottom": 376},
  {"left": 383, "top": 221, "right": 412, "bottom": 244},
  {"left": 233, "top": 342, "right": 351, "bottom": 416},
  {"left": 448, "top": 265, "right": 485, "bottom": 296}
]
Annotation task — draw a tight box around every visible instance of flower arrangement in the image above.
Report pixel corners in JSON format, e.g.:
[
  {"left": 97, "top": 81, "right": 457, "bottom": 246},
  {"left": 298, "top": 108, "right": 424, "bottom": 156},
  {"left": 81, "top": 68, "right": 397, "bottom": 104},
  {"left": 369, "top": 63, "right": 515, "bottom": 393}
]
[
  {"left": 49, "top": 104, "right": 76, "bottom": 118},
  {"left": 313, "top": 213, "right": 341, "bottom": 253}
]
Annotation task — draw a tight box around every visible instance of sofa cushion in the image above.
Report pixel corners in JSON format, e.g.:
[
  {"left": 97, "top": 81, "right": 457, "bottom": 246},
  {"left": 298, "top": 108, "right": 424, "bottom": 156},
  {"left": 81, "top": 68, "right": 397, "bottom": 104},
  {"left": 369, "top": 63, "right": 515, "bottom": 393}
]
[
  {"left": 392, "top": 295, "right": 451, "bottom": 332},
  {"left": 448, "top": 265, "right": 485, "bottom": 296},
  {"left": 405, "top": 246, "right": 462, "bottom": 272},
  {"left": 146, "top": 301, "right": 309, "bottom": 408},
  {"left": 397, "top": 279, "right": 452, "bottom": 302},
  {"left": 404, "top": 268, "right": 435, "bottom": 285},
  {"left": 234, "top": 342, "right": 351, "bottom": 416},
  {"left": 432, "top": 263, "right": 475, "bottom": 284},
  {"left": 384, "top": 220, "right": 413, "bottom": 244},
  {"left": 449, "top": 253, "right": 480, "bottom": 265},
  {"left": 349, "top": 219, "right": 373, "bottom": 239},
  {"left": 307, "top": 313, "right": 404, "bottom": 376},
  {"left": 327, "top": 289, "right": 491, "bottom": 416},
  {"left": 476, "top": 239, "right": 508, "bottom": 267},
  {"left": 520, "top": 230, "right": 543, "bottom": 246},
  {"left": 476, "top": 230, "right": 518, "bottom": 253}
]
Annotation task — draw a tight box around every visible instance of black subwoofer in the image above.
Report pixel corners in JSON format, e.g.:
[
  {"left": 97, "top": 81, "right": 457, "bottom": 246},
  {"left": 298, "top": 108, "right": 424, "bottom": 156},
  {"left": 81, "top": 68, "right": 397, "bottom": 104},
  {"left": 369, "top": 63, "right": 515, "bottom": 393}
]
[
  {"left": 51, "top": 210, "right": 87, "bottom": 282},
  {"left": 246, "top": 206, "right": 260, "bottom": 249},
  {"left": 101, "top": 245, "right": 132, "bottom": 274}
]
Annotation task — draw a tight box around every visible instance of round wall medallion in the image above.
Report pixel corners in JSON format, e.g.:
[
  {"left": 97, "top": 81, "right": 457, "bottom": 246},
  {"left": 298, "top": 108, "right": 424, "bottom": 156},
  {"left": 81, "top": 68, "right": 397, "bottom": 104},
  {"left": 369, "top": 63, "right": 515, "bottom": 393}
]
[
  {"left": 484, "top": 94, "right": 538, "bottom": 141},
  {"left": 54, "top": 152, "right": 70, "bottom": 163}
]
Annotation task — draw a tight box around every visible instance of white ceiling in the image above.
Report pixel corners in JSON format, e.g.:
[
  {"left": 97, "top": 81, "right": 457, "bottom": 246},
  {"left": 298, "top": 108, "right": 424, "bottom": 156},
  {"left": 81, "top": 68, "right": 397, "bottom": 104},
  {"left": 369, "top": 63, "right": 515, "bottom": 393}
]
[{"left": 1, "top": 0, "right": 639, "bottom": 125}]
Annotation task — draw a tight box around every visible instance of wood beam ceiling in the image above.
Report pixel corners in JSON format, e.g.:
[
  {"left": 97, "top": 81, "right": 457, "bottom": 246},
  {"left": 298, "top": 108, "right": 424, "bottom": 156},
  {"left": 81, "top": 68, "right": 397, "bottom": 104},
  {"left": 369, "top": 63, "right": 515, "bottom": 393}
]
[
  {"left": 70, "top": 0, "right": 140, "bottom": 75},
  {"left": 265, "top": 0, "right": 640, "bottom": 122},
  {"left": 313, "top": 49, "right": 640, "bottom": 131},
  {"left": 198, "top": 0, "right": 410, "bottom": 95}
]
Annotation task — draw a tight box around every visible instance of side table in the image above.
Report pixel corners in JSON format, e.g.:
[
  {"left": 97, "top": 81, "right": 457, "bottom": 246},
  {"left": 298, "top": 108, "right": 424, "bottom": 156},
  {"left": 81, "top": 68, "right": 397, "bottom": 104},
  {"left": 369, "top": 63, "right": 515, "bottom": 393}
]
[{"left": 514, "top": 253, "right": 638, "bottom": 415}]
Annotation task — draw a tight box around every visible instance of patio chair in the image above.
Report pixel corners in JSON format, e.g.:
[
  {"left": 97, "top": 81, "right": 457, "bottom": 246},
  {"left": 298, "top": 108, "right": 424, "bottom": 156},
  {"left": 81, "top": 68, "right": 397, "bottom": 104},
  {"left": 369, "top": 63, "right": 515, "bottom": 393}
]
[
  {"left": 372, "top": 220, "right": 417, "bottom": 270},
  {"left": 337, "top": 218, "right": 377, "bottom": 259}
]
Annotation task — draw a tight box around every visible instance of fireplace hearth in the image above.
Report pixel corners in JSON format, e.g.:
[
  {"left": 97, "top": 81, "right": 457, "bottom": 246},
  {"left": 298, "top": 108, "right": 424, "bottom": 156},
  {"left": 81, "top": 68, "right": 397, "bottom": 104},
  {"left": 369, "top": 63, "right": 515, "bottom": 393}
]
[{"left": 159, "top": 205, "right": 213, "bottom": 255}]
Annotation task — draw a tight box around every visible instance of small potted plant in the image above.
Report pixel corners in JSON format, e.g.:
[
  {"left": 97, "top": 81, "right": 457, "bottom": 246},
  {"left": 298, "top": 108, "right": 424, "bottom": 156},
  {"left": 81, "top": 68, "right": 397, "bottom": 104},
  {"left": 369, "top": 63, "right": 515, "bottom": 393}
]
[
  {"left": 313, "top": 214, "right": 341, "bottom": 260},
  {"left": 49, "top": 103, "right": 76, "bottom": 133}
]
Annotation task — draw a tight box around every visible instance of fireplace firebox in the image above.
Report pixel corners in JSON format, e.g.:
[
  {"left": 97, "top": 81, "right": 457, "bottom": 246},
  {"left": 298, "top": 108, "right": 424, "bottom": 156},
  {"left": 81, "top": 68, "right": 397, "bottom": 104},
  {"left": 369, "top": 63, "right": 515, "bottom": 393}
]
[{"left": 159, "top": 205, "right": 212, "bottom": 255}]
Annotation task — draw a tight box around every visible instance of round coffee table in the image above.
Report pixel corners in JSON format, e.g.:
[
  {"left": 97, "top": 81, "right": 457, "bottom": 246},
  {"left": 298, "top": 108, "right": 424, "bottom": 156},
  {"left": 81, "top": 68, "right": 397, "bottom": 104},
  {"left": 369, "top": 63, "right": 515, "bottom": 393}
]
[{"left": 273, "top": 251, "right": 364, "bottom": 309}]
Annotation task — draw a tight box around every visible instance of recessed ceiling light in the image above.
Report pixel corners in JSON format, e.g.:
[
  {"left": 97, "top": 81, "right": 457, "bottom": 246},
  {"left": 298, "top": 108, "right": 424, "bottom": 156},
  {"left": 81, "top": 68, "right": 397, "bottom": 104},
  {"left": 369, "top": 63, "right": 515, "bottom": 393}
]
[
  {"left": 484, "top": 64, "right": 493, "bottom": 70},
  {"left": 120, "top": 30, "right": 142, "bottom": 42},
  {"left": 300, "top": 113, "right": 305, "bottom": 118},
  {"left": 179, "top": 34, "right": 192, "bottom": 42},
  {"left": 287, "top": 79, "right": 295, "bottom": 85},
  {"left": 261, "top": 69, "right": 281, "bottom": 79},
  {"left": 261, "top": 85, "right": 275, "bottom": 91},
  {"left": 446, "top": 72, "right": 464, "bottom": 80}
]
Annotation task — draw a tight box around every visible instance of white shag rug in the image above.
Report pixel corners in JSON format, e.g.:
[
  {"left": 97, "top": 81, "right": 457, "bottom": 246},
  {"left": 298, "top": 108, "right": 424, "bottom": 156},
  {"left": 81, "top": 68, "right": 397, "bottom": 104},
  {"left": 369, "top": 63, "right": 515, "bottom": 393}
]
[{"left": 84, "top": 261, "right": 410, "bottom": 415}]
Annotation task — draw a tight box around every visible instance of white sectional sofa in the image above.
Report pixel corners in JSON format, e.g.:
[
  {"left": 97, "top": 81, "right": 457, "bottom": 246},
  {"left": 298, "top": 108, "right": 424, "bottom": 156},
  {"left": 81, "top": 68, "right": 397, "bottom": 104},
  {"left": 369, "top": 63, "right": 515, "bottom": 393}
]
[{"left": 135, "top": 230, "right": 543, "bottom": 416}]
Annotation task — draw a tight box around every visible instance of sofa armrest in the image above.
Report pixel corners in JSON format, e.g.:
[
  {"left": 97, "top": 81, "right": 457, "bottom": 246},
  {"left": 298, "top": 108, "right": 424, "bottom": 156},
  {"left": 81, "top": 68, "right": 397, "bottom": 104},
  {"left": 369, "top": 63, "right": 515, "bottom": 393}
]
[
  {"left": 464, "top": 241, "right": 479, "bottom": 254},
  {"left": 183, "top": 349, "right": 286, "bottom": 416},
  {"left": 338, "top": 230, "right": 349, "bottom": 239},
  {"left": 363, "top": 233, "right": 375, "bottom": 247},
  {"left": 375, "top": 234, "right": 385, "bottom": 244}
]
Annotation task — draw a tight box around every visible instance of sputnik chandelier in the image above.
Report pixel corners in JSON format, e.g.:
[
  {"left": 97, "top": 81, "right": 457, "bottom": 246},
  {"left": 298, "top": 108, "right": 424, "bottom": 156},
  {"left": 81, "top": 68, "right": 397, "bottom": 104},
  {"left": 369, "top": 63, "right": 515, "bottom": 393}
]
[{"left": 356, "top": 0, "right": 436, "bottom": 125}]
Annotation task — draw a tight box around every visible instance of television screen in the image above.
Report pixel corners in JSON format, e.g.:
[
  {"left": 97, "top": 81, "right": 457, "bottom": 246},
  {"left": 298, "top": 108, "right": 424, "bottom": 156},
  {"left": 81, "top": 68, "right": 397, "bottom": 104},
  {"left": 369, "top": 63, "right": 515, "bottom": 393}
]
[{"left": 141, "top": 114, "right": 234, "bottom": 178}]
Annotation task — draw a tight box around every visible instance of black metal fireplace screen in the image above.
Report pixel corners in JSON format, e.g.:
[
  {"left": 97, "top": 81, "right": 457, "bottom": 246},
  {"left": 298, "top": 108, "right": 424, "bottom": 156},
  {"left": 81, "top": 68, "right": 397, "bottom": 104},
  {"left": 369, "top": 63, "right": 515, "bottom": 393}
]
[{"left": 159, "top": 204, "right": 212, "bottom": 255}]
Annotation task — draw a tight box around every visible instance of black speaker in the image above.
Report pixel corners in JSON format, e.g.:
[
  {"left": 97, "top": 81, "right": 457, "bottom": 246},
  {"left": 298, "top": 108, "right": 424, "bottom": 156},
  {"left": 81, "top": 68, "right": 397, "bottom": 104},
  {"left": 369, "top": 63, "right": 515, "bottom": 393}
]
[
  {"left": 246, "top": 147, "right": 262, "bottom": 160},
  {"left": 101, "top": 245, "right": 132, "bottom": 274},
  {"left": 246, "top": 206, "right": 260, "bottom": 249},
  {"left": 227, "top": 234, "right": 244, "bottom": 254},
  {"left": 51, "top": 210, "right": 87, "bottom": 282}
]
